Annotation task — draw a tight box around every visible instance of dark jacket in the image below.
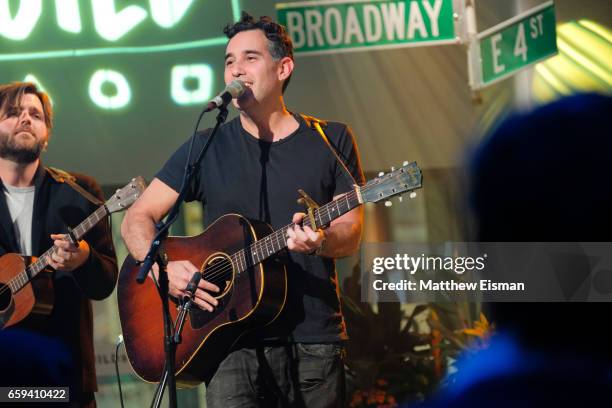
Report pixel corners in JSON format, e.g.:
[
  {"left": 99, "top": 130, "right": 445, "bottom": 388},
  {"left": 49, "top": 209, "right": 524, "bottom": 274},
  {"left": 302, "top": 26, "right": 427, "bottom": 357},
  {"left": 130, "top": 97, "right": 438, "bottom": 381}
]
[{"left": 0, "top": 165, "right": 118, "bottom": 400}]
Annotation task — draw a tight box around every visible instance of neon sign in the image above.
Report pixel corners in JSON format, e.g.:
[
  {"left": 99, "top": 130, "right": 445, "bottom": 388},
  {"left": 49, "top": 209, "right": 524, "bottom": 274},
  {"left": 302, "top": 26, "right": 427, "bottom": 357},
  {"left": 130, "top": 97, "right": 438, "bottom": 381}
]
[
  {"left": 1, "top": 0, "right": 202, "bottom": 41},
  {"left": 0, "top": 0, "right": 242, "bottom": 110}
]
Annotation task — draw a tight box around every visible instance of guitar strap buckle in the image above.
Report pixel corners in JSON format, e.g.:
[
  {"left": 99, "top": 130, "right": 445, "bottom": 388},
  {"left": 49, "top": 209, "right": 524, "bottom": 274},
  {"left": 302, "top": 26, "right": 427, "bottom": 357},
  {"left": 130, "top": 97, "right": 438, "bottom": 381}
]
[{"left": 297, "top": 189, "right": 320, "bottom": 230}]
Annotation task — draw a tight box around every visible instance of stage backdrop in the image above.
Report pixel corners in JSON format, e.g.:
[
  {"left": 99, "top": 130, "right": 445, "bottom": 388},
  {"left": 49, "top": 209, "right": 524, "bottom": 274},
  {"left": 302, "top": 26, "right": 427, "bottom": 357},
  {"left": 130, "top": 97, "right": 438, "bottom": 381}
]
[
  {"left": 1, "top": 0, "right": 609, "bottom": 186},
  {"left": 1, "top": 0, "right": 241, "bottom": 184},
  {"left": 0, "top": 0, "right": 497, "bottom": 185}
]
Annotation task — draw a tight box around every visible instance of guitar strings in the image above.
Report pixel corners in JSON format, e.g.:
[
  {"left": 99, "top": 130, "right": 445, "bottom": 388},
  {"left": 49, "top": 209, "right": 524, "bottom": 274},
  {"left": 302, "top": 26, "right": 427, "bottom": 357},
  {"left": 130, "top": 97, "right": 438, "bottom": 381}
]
[
  {"left": 167, "top": 174, "right": 413, "bottom": 289},
  {"left": 0, "top": 170, "right": 416, "bottom": 299},
  {"left": 0, "top": 206, "right": 107, "bottom": 297},
  {"left": 0, "top": 172, "right": 410, "bottom": 296},
  {"left": 196, "top": 170, "right": 416, "bottom": 287},
  {"left": 0, "top": 247, "right": 54, "bottom": 297},
  {"left": 186, "top": 173, "right": 412, "bottom": 289},
  {"left": 191, "top": 188, "right": 363, "bottom": 287}
]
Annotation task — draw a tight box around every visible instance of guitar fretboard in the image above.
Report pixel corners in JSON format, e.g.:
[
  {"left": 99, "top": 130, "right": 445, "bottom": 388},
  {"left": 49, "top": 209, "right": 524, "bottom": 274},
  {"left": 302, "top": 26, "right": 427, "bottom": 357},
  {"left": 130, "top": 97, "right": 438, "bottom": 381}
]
[
  {"left": 8, "top": 205, "right": 108, "bottom": 294},
  {"left": 229, "top": 189, "right": 361, "bottom": 273}
]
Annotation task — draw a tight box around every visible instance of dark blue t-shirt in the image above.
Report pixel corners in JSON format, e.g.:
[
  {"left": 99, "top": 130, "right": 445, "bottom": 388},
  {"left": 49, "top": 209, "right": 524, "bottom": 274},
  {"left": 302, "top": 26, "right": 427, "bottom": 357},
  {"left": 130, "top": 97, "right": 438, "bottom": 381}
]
[{"left": 156, "top": 113, "right": 364, "bottom": 342}]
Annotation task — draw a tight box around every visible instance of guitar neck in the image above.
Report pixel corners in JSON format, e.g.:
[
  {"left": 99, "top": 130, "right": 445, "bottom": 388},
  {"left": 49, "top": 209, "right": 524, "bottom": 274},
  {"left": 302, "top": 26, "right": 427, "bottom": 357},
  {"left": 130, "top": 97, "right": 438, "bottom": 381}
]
[
  {"left": 230, "top": 188, "right": 361, "bottom": 272},
  {"left": 9, "top": 205, "right": 109, "bottom": 293}
]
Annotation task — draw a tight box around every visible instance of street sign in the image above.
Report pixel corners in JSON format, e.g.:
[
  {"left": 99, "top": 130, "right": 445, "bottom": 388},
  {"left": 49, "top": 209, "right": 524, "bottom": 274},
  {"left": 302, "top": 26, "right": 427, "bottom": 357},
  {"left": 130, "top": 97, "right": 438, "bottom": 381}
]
[
  {"left": 474, "top": 1, "right": 558, "bottom": 88},
  {"left": 276, "top": 0, "right": 461, "bottom": 56}
]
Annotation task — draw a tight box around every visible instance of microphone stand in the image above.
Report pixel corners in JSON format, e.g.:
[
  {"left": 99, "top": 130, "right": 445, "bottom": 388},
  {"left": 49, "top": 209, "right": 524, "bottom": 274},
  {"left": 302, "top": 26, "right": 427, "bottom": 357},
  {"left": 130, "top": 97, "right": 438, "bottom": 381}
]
[
  {"left": 136, "top": 105, "right": 229, "bottom": 408},
  {"left": 151, "top": 273, "right": 201, "bottom": 408}
]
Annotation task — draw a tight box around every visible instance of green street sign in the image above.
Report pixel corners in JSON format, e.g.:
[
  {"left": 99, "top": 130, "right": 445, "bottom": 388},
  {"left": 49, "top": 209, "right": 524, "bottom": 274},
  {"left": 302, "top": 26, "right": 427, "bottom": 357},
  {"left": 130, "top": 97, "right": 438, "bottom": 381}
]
[
  {"left": 476, "top": 1, "right": 558, "bottom": 87},
  {"left": 276, "top": 0, "right": 460, "bottom": 55}
]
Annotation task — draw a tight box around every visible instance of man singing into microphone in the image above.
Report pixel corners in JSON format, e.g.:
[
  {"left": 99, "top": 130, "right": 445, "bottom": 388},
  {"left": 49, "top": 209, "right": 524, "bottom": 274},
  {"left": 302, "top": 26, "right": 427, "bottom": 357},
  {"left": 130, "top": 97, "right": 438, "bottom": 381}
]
[{"left": 122, "top": 12, "right": 364, "bottom": 407}]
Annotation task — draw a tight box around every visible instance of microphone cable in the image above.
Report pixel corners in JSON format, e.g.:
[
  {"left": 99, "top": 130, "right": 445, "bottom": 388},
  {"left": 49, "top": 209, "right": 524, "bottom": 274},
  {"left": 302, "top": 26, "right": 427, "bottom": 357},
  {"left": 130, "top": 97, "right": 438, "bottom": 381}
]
[{"left": 115, "top": 334, "right": 126, "bottom": 408}]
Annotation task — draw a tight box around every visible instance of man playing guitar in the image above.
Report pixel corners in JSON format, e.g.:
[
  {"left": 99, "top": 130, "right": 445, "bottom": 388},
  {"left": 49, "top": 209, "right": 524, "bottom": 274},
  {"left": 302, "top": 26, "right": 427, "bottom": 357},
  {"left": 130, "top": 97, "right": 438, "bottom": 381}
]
[
  {"left": 121, "top": 12, "right": 364, "bottom": 408},
  {"left": 0, "top": 82, "right": 118, "bottom": 407}
]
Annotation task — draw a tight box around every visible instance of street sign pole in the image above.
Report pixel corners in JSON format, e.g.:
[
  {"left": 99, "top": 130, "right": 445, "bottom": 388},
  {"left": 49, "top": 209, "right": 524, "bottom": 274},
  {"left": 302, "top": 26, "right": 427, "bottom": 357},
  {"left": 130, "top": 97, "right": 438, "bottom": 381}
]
[{"left": 464, "top": 0, "right": 482, "bottom": 101}]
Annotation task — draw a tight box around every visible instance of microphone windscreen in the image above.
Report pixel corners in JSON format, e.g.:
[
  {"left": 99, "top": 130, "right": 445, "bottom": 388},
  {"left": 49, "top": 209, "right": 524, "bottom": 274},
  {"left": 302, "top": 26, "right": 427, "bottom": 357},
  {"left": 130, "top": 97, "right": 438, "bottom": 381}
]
[{"left": 227, "top": 80, "right": 246, "bottom": 98}]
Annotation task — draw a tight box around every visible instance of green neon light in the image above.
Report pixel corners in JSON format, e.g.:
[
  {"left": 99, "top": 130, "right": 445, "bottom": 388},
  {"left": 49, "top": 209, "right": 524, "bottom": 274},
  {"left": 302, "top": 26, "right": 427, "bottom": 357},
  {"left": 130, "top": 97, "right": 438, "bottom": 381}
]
[
  {"left": 88, "top": 69, "right": 131, "bottom": 109},
  {"left": 0, "top": 37, "right": 228, "bottom": 62},
  {"left": 92, "top": 0, "right": 147, "bottom": 42},
  {"left": 0, "top": 0, "right": 241, "bottom": 61},
  {"left": 23, "top": 74, "right": 53, "bottom": 105},
  {"left": 150, "top": 0, "right": 195, "bottom": 29},
  {"left": 232, "top": 0, "right": 241, "bottom": 22},
  {"left": 171, "top": 64, "right": 214, "bottom": 105},
  {"left": 0, "top": 0, "right": 42, "bottom": 40},
  {"left": 56, "top": 0, "right": 81, "bottom": 34}
]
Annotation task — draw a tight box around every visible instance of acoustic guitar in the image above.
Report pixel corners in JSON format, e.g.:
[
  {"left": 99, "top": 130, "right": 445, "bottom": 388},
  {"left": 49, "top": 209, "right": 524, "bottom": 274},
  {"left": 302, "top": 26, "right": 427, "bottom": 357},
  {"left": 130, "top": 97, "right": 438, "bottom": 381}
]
[
  {"left": 0, "top": 177, "right": 146, "bottom": 329},
  {"left": 117, "top": 162, "right": 422, "bottom": 386}
]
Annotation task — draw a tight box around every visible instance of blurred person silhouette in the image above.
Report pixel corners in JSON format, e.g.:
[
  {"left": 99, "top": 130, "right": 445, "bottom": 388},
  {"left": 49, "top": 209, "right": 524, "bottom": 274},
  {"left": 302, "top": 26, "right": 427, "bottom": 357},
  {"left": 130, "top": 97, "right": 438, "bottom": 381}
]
[{"left": 418, "top": 92, "right": 612, "bottom": 408}]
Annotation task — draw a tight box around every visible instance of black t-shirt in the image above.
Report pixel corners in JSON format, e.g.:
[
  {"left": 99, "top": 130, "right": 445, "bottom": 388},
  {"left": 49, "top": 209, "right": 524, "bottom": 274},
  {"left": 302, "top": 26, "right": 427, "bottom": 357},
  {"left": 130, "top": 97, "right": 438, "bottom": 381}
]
[{"left": 156, "top": 113, "right": 364, "bottom": 342}]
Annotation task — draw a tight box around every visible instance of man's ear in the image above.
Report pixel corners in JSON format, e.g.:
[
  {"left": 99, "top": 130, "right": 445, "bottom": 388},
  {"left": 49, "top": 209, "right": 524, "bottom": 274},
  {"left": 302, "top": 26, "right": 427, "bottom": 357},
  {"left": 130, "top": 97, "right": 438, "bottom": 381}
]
[
  {"left": 278, "top": 56, "right": 294, "bottom": 82},
  {"left": 43, "top": 131, "right": 50, "bottom": 151}
]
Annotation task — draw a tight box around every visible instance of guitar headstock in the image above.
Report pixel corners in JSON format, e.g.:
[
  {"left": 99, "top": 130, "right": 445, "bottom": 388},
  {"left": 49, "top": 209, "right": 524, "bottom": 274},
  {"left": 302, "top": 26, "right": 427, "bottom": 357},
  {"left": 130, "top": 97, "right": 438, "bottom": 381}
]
[
  {"left": 105, "top": 176, "right": 147, "bottom": 214},
  {"left": 359, "top": 161, "right": 422, "bottom": 204}
]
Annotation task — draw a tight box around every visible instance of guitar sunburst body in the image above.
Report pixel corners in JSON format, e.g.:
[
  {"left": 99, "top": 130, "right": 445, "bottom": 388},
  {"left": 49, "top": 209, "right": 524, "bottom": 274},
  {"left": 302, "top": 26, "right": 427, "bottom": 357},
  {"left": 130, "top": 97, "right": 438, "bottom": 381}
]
[
  {"left": 117, "top": 214, "right": 287, "bottom": 386},
  {"left": 118, "top": 161, "right": 423, "bottom": 387}
]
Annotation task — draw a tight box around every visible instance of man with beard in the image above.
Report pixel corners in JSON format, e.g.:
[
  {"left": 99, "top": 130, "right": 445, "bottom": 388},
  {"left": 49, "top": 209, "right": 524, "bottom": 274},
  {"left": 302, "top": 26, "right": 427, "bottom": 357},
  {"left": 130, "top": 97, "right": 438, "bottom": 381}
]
[{"left": 0, "top": 82, "right": 118, "bottom": 407}]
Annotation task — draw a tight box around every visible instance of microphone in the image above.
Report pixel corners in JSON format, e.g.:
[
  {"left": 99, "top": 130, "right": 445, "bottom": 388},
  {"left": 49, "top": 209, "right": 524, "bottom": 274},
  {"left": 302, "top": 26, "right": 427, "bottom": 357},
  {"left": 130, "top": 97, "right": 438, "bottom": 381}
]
[{"left": 204, "top": 80, "right": 246, "bottom": 112}]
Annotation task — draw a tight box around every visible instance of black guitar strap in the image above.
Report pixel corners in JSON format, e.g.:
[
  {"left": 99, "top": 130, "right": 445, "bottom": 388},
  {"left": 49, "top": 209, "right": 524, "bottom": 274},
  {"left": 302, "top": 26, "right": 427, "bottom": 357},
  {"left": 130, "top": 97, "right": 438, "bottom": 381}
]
[
  {"left": 45, "top": 166, "right": 104, "bottom": 206},
  {"left": 301, "top": 114, "right": 359, "bottom": 187}
]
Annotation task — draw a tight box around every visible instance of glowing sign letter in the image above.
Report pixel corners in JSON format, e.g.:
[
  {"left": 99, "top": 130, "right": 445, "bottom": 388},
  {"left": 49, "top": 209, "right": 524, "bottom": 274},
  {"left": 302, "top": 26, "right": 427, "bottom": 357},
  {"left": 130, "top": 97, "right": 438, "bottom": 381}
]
[
  {"left": 92, "top": 0, "right": 147, "bottom": 42},
  {"left": 89, "top": 70, "right": 131, "bottom": 109},
  {"left": 24, "top": 74, "right": 53, "bottom": 105},
  {"left": 55, "top": 0, "right": 81, "bottom": 33},
  {"left": 0, "top": 0, "right": 42, "bottom": 40},
  {"left": 171, "top": 64, "right": 213, "bottom": 106},
  {"left": 150, "top": 0, "right": 195, "bottom": 28}
]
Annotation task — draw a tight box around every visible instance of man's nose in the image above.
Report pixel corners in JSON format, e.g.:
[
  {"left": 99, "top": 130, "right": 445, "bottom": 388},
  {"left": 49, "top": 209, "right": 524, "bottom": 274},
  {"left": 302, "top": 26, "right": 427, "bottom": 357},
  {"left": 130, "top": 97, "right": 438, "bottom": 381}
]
[
  {"left": 19, "top": 110, "right": 32, "bottom": 124},
  {"left": 231, "top": 62, "right": 245, "bottom": 77}
]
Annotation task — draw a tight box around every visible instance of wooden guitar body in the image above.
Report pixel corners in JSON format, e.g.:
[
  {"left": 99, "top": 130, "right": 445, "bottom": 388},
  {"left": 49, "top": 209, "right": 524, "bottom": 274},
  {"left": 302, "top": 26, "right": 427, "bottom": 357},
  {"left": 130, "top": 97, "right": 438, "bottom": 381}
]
[
  {"left": 0, "top": 254, "right": 54, "bottom": 329},
  {"left": 117, "top": 214, "right": 287, "bottom": 386},
  {"left": 118, "top": 161, "right": 422, "bottom": 386},
  {"left": 0, "top": 176, "right": 145, "bottom": 331}
]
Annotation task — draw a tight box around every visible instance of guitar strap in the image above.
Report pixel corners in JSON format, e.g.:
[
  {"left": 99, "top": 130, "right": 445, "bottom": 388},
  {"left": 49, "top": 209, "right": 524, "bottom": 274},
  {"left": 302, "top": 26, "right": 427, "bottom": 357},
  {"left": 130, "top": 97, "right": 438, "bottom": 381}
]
[
  {"left": 301, "top": 114, "right": 358, "bottom": 187},
  {"left": 45, "top": 166, "right": 104, "bottom": 206}
]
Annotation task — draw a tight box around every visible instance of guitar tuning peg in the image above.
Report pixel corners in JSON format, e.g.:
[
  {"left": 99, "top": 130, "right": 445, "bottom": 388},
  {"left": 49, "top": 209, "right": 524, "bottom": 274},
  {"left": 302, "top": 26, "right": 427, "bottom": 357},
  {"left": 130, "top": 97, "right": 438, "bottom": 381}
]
[
  {"left": 378, "top": 171, "right": 385, "bottom": 177},
  {"left": 403, "top": 161, "right": 409, "bottom": 166},
  {"left": 398, "top": 196, "right": 403, "bottom": 202},
  {"left": 385, "top": 200, "right": 392, "bottom": 207},
  {"left": 410, "top": 192, "right": 417, "bottom": 199},
  {"left": 390, "top": 166, "right": 395, "bottom": 172}
]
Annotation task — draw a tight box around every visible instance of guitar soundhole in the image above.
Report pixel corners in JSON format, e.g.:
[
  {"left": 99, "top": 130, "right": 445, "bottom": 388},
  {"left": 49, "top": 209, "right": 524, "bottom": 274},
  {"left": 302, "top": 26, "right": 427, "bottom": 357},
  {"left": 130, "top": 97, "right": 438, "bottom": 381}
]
[
  {"left": 202, "top": 254, "right": 234, "bottom": 299},
  {"left": 0, "top": 283, "right": 12, "bottom": 312}
]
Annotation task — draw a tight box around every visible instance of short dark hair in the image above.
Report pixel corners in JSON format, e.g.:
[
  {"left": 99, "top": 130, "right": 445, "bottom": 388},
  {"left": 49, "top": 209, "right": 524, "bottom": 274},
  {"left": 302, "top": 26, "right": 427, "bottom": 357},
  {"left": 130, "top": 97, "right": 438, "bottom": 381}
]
[
  {"left": 223, "top": 11, "right": 294, "bottom": 92},
  {"left": 0, "top": 82, "right": 53, "bottom": 131}
]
